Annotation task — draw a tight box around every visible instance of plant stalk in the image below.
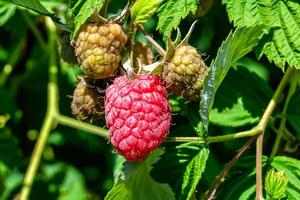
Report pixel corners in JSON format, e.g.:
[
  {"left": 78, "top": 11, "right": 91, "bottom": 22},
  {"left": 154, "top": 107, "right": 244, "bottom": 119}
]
[
  {"left": 165, "top": 127, "right": 260, "bottom": 143},
  {"left": 57, "top": 114, "right": 108, "bottom": 138},
  {"left": 19, "top": 18, "right": 58, "bottom": 200},
  {"left": 207, "top": 136, "right": 258, "bottom": 199},
  {"left": 255, "top": 67, "right": 293, "bottom": 200}
]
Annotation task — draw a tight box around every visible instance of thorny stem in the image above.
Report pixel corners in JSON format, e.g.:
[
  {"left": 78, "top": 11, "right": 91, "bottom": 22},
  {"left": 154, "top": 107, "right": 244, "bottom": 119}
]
[
  {"left": 19, "top": 18, "right": 58, "bottom": 200},
  {"left": 255, "top": 67, "right": 293, "bottom": 200}
]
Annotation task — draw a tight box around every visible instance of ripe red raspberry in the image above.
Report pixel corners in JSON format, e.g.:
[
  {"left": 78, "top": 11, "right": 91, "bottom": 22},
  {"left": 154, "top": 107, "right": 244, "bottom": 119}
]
[{"left": 105, "top": 75, "right": 171, "bottom": 161}]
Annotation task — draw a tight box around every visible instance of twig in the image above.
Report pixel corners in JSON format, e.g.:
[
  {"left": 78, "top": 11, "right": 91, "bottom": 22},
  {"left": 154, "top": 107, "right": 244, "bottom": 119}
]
[
  {"left": 255, "top": 67, "right": 293, "bottom": 200},
  {"left": 165, "top": 127, "right": 260, "bottom": 143},
  {"left": 206, "top": 136, "right": 258, "bottom": 200},
  {"left": 19, "top": 18, "right": 58, "bottom": 200},
  {"left": 57, "top": 114, "right": 108, "bottom": 138}
]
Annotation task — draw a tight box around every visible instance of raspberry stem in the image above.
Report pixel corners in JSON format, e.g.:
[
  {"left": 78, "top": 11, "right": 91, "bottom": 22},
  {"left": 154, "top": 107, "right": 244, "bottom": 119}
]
[
  {"left": 57, "top": 114, "right": 108, "bottom": 138},
  {"left": 165, "top": 127, "right": 260, "bottom": 143}
]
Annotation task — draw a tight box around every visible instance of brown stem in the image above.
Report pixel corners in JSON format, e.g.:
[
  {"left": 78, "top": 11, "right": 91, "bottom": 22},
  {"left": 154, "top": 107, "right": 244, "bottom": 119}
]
[
  {"left": 256, "top": 134, "right": 264, "bottom": 200},
  {"left": 206, "top": 136, "right": 258, "bottom": 199}
]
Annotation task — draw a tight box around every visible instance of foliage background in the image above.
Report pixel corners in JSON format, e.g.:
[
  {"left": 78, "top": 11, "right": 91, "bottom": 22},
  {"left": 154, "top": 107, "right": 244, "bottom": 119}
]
[{"left": 0, "top": 0, "right": 299, "bottom": 199}]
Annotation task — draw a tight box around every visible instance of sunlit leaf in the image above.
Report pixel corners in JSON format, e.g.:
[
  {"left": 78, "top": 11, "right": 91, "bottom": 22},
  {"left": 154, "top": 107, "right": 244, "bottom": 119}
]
[
  {"left": 210, "top": 65, "right": 273, "bottom": 127},
  {"left": 72, "top": 0, "right": 104, "bottom": 39},
  {"left": 223, "top": 0, "right": 300, "bottom": 70},
  {"left": 131, "top": 0, "right": 162, "bottom": 24},
  {"left": 200, "top": 25, "right": 265, "bottom": 130},
  {"left": 157, "top": 0, "right": 198, "bottom": 38},
  {"left": 105, "top": 149, "right": 175, "bottom": 200}
]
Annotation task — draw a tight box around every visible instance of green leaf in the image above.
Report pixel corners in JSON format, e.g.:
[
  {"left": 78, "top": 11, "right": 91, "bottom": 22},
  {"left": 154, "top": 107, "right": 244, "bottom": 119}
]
[
  {"left": 157, "top": 0, "right": 198, "bottom": 38},
  {"left": 180, "top": 147, "right": 209, "bottom": 200},
  {"left": 72, "top": 0, "right": 104, "bottom": 39},
  {"left": 0, "top": 166, "right": 23, "bottom": 200},
  {"left": 209, "top": 65, "right": 273, "bottom": 127},
  {"left": 223, "top": 0, "right": 300, "bottom": 70},
  {"left": 58, "top": 166, "right": 87, "bottom": 200},
  {"left": 105, "top": 149, "right": 175, "bottom": 200},
  {"left": 0, "top": 1, "right": 16, "bottom": 26},
  {"left": 131, "top": 0, "right": 162, "bottom": 24},
  {"left": 218, "top": 156, "right": 300, "bottom": 200},
  {"left": 200, "top": 25, "right": 265, "bottom": 130},
  {"left": 152, "top": 143, "right": 208, "bottom": 198},
  {"left": 8, "top": 0, "right": 60, "bottom": 23},
  {"left": 271, "top": 156, "right": 300, "bottom": 199}
]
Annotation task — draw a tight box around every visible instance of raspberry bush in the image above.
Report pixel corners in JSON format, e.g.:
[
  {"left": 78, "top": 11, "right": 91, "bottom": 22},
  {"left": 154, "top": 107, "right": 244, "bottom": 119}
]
[{"left": 1, "top": 0, "right": 300, "bottom": 200}]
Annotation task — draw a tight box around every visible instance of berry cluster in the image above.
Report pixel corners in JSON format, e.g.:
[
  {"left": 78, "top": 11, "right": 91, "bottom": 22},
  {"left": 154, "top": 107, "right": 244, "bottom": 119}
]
[{"left": 69, "top": 17, "right": 207, "bottom": 161}]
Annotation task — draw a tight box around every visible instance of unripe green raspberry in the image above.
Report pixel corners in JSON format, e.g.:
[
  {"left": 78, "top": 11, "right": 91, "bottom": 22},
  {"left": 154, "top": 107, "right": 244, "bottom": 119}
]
[
  {"left": 163, "top": 45, "right": 207, "bottom": 101},
  {"left": 71, "top": 78, "right": 104, "bottom": 122},
  {"left": 75, "top": 23, "right": 128, "bottom": 79}
]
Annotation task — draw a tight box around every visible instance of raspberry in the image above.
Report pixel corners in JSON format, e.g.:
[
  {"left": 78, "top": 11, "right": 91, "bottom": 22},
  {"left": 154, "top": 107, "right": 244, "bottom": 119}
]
[
  {"left": 163, "top": 45, "right": 207, "bottom": 101},
  {"left": 71, "top": 78, "right": 104, "bottom": 122},
  {"left": 105, "top": 75, "right": 171, "bottom": 160},
  {"left": 75, "top": 22, "right": 128, "bottom": 79}
]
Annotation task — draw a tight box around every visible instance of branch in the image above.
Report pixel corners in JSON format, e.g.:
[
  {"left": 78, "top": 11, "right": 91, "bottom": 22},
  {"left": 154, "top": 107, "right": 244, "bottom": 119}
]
[
  {"left": 19, "top": 18, "right": 58, "bottom": 200},
  {"left": 206, "top": 136, "right": 258, "bottom": 199},
  {"left": 57, "top": 114, "right": 108, "bottom": 138},
  {"left": 206, "top": 66, "right": 293, "bottom": 199},
  {"left": 255, "top": 66, "right": 294, "bottom": 200},
  {"left": 165, "top": 127, "right": 260, "bottom": 143}
]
